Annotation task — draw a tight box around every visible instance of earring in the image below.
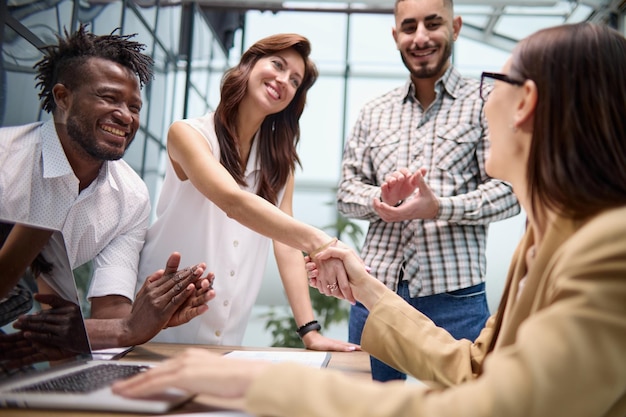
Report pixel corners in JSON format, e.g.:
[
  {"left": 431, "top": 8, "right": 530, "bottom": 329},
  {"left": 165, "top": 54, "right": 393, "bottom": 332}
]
[{"left": 509, "top": 123, "right": 518, "bottom": 133}]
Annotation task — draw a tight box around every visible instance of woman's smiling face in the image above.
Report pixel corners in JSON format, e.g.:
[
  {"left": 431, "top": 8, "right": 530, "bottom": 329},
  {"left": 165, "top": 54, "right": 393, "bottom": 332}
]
[{"left": 246, "top": 48, "right": 305, "bottom": 116}]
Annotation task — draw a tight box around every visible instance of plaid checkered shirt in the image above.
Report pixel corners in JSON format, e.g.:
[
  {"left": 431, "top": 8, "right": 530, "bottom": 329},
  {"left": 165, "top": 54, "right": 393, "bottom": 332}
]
[{"left": 337, "top": 66, "right": 520, "bottom": 297}]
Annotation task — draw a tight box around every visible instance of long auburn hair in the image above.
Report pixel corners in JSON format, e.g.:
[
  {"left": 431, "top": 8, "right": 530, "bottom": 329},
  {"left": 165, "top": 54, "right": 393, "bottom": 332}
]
[
  {"left": 214, "top": 34, "right": 318, "bottom": 204},
  {"left": 487, "top": 22, "right": 626, "bottom": 356}
]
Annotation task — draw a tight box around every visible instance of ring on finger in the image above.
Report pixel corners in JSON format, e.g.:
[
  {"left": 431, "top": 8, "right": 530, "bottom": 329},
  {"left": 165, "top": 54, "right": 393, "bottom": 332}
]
[
  {"left": 174, "top": 268, "right": 190, "bottom": 282},
  {"left": 326, "top": 282, "right": 338, "bottom": 291}
]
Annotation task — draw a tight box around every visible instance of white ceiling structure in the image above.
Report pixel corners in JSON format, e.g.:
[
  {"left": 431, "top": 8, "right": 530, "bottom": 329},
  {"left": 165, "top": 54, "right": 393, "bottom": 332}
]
[{"left": 195, "top": 0, "right": 626, "bottom": 52}]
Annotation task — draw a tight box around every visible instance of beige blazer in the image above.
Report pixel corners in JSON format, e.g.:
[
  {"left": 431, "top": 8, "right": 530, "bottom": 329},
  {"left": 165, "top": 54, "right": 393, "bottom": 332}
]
[{"left": 245, "top": 207, "right": 626, "bottom": 417}]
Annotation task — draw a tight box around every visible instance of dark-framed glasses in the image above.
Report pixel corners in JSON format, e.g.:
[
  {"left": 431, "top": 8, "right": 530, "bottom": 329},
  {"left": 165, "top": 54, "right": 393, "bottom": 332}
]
[{"left": 480, "top": 72, "right": 525, "bottom": 101}]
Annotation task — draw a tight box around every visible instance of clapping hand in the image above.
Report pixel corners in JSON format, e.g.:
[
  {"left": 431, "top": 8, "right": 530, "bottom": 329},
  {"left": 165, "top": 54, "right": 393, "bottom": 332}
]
[
  {"left": 374, "top": 167, "right": 439, "bottom": 222},
  {"left": 125, "top": 252, "right": 215, "bottom": 345}
]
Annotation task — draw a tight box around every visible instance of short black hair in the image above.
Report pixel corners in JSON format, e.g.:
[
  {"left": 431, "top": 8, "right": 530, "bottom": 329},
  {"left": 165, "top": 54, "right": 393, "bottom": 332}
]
[{"left": 34, "top": 23, "right": 154, "bottom": 113}]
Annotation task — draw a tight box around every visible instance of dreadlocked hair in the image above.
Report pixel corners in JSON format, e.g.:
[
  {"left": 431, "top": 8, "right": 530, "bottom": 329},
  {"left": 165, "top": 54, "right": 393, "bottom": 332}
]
[{"left": 35, "top": 23, "right": 154, "bottom": 113}]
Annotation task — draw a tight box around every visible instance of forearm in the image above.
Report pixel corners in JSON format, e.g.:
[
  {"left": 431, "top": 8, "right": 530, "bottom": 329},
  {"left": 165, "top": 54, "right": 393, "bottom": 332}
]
[
  {"left": 274, "top": 242, "right": 316, "bottom": 327},
  {"left": 170, "top": 123, "right": 332, "bottom": 254},
  {"left": 85, "top": 314, "right": 162, "bottom": 350},
  {"left": 337, "top": 179, "right": 381, "bottom": 221},
  {"left": 220, "top": 189, "right": 332, "bottom": 254},
  {"left": 86, "top": 298, "right": 140, "bottom": 349},
  {"left": 437, "top": 179, "right": 519, "bottom": 224},
  {"left": 362, "top": 291, "right": 477, "bottom": 386},
  {"left": 84, "top": 317, "right": 134, "bottom": 350},
  {"left": 352, "top": 273, "right": 388, "bottom": 311},
  {"left": 247, "top": 363, "right": 436, "bottom": 417},
  {"left": 336, "top": 122, "right": 382, "bottom": 221}
]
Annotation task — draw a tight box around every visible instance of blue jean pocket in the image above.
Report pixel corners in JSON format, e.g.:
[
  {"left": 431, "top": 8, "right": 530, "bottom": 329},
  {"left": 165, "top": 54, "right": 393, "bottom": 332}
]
[{"left": 444, "top": 283, "right": 486, "bottom": 299}]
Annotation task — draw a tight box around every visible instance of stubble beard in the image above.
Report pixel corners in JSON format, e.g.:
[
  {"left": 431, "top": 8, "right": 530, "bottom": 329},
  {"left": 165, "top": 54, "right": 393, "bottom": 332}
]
[
  {"left": 66, "top": 114, "right": 128, "bottom": 162},
  {"left": 402, "top": 37, "right": 453, "bottom": 80}
]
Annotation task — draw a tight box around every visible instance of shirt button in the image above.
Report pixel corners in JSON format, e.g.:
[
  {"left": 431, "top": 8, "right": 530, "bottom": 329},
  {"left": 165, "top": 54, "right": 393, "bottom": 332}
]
[
  {"left": 223, "top": 300, "right": 229, "bottom": 307},
  {"left": 230, "top": 270, "right": 235, "bottom": 277},
  {"left": 215, "top": 330, "right": 221, "bottom": 337},
  {"left": 233, "top": 240, "right": 239, "bottom": 247}
]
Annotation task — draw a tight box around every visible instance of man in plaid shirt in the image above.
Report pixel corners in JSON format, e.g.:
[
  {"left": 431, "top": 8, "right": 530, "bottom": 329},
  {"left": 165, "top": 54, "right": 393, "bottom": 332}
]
[{"left": 337, "top": 0, "right": 520, "bottom": 382}]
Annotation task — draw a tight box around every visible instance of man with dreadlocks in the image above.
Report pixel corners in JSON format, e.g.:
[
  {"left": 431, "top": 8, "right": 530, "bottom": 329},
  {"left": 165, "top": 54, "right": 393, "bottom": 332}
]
[{"left": 0, "top": 24, "right": 215, "bottom": 350}]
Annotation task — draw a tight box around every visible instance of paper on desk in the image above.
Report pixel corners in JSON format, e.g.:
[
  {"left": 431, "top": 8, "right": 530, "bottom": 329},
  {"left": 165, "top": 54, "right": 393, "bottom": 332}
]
[
  {"left": 225, "top": 350, "right": 331, "bottom": 368},
  {"left": 91, "top": 346, "right": 134, "bottom": 360}
]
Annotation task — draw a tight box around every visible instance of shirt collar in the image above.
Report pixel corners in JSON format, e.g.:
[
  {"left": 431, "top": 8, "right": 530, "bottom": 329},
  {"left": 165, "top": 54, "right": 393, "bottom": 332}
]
[
  {"left": 401, "top": 65, "right": 464, "bottom": 103},
  {"left": 101, "top": 161, "right": 116, "bottom": 191},
  {"left": 41, "top": 119, "right": 114, "bottom": 190},
  {"left": 41, "top": 120, "right": 74, "bottom": 179}
]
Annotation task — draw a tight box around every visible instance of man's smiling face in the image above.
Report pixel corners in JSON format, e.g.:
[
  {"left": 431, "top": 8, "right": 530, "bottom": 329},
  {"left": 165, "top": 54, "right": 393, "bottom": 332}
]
[{"left": 393, "top": 0, "right": 461, "bottom": 81}]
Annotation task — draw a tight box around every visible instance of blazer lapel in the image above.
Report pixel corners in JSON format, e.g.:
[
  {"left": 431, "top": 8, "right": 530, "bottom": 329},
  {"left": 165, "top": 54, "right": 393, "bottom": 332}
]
[{"left": 495, "top": 216, "right": 580, "bottom": 348}]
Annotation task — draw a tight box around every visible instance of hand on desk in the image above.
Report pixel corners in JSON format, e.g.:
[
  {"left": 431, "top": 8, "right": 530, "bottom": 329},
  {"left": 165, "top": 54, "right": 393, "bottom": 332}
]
[
  {"left": 300, "top": 329, "right": 360, "bottom": 352},
  {"left": 113, "top": 347, "right": 267, "bottom": 408}
]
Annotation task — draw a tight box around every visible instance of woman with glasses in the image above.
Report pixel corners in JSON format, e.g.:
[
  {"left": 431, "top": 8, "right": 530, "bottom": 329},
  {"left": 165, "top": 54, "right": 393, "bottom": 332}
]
[{"left": 115, "top": 22, "right": 626, "bottom": 417}]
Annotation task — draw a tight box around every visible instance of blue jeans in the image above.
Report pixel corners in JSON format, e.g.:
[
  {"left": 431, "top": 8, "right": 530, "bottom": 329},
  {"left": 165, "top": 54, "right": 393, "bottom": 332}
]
[{"left": 349, "top": 281, "right": 490, "bottom": 382}]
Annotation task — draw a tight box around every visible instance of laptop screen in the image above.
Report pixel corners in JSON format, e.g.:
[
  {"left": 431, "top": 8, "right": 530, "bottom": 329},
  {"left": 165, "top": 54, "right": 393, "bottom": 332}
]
[
  {"left": 0, "top": 219, "right": 193, "bottom": 414},
  {"left": 0, "top": 220, "right": 92, "bottom": 379}
]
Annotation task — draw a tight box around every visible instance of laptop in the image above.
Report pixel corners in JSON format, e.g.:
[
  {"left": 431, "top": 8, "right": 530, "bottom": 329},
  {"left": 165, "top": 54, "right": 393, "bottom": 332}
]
[{"left": 0, "top": 219, "right": 193, "bottom": 413}]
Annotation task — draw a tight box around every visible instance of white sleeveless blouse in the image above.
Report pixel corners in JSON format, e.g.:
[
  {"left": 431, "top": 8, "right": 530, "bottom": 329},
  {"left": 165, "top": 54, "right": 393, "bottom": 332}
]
[{"left": 137, "top": 112, "right": 284, "bottom": 345}]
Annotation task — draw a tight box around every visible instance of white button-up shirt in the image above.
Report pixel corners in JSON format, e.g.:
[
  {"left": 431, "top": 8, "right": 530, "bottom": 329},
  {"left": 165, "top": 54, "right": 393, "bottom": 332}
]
[{"left": 0, "top": 120, "right": 150, "bottom": 301}]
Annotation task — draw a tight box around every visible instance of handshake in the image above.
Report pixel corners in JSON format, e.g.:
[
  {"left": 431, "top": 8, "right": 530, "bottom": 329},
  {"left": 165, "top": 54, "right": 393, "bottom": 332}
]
[{"left": 304, "top": 239, "right": 387, "bottom": 311}]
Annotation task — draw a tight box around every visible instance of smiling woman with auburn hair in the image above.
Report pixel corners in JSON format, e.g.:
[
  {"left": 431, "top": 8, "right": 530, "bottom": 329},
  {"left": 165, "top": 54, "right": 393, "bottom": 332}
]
[{"left": 136, "top": 33, "right": 360, "bottom": 352}]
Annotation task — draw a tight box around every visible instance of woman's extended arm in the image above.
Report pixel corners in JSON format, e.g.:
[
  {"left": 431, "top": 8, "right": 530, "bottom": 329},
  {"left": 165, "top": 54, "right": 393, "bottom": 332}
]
[
  {"left": 167, "top": 121, "right": 332, "bottom": 255},
  {"left": 167, "top": 121, "right": 354, "bottom": 301},
  {"left": 273, "top": 175, "right": 360, "bottom": 351}
]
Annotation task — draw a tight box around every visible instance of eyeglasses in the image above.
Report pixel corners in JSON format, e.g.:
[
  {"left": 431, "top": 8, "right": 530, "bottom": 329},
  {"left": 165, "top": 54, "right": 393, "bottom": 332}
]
[{"left": 480, "top": 72, "right": 525, "bottom": 101}]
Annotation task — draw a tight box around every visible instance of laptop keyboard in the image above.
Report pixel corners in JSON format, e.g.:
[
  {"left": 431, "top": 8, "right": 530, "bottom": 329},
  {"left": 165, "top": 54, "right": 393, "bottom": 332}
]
[{"left": 12, "top": 363, "right": 149, "bottom": 393}]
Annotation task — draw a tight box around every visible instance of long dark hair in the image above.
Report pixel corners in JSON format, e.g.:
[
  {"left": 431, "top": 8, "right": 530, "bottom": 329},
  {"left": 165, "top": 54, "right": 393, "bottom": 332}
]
[
  {"left": 511, "top": 22, "right": 626, "bottom": 228},
  {"left": 214, "top": 33, "right": 318, "bottom": 204},
  {"left": 487, "top": 22, "right": 626, "bottom": 356}
]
